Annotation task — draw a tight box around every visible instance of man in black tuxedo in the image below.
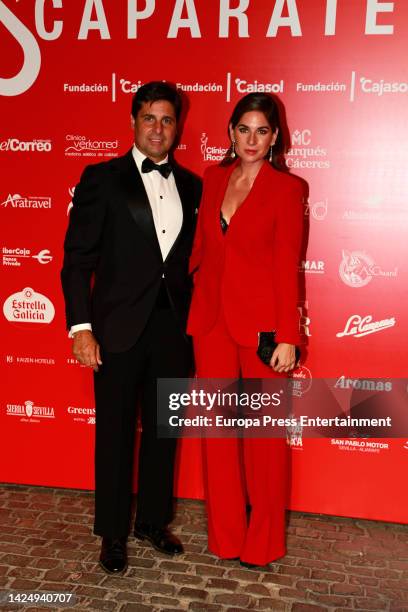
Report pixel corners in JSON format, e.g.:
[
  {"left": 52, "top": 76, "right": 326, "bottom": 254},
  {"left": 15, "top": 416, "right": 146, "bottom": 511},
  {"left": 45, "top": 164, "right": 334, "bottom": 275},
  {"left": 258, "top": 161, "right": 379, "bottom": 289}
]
[{"left": 61, "top": 82, "right": 201, "bottom": 574}]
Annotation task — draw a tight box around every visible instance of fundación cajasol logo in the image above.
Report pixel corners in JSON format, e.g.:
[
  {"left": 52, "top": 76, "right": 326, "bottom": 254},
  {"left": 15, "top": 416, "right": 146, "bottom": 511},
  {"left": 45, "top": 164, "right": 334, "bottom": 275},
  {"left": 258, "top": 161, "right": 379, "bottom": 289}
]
[
  {"left": 3, "top": 287, "right": 55, "bottom": 324},
  {"left": 339, "top": 250, "right": 398, "bottom": 288}
]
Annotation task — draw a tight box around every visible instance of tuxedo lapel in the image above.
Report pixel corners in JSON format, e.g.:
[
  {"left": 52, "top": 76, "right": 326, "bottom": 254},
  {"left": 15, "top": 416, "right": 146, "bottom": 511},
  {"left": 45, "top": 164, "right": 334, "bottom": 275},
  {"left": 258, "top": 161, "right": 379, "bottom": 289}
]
[
  {"left": 165, "top": 163, "right": 195, "bottom": 262},
  {"left": 119, "top": 151, "right": 162, "bottom": 261}
]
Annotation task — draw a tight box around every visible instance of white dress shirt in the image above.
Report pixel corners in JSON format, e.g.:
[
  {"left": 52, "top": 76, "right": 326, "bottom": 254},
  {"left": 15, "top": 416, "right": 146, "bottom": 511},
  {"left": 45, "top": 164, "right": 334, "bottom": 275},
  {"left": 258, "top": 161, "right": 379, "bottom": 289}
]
[{"left": 70, "top": 145, "right": 183, "bottom": 337}]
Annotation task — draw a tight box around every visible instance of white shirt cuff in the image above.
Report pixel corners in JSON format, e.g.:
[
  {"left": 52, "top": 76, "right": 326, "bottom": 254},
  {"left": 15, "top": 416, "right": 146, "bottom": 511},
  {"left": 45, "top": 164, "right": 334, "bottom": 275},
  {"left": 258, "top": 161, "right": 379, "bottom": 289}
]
[{"left": 69, "top": 323, "right": 92, "bottom": 338}]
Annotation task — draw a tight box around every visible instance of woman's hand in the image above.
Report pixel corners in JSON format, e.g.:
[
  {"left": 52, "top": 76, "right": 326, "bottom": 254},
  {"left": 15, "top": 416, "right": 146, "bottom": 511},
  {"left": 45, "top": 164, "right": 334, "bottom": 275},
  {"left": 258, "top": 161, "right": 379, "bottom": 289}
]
[{"left": 270, "top": 343, "right": 297, "bottom": 373}]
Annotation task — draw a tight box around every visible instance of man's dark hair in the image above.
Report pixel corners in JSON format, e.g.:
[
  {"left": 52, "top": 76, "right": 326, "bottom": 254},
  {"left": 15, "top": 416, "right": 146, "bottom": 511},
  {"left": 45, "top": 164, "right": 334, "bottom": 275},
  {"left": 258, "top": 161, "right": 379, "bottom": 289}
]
[{"left": 131, "top": 81, "right": 182, "bottom": 121}]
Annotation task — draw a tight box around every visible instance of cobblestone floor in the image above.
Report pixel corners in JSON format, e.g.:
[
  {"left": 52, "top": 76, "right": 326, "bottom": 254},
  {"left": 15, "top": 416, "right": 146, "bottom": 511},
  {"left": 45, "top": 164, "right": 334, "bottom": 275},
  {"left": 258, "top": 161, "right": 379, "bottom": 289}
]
[{"left": 0, "top": 484, "right": 407, "bottom": 611}]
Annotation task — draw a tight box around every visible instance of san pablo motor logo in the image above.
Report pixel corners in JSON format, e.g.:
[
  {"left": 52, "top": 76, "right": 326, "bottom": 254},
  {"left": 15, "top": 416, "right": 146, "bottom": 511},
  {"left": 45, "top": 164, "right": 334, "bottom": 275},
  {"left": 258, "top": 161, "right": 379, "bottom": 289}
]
[
  {"left": 339, "top": 250, "right": 398, "bottom": 288},
  {"left": 6, "top": 400, "right": 55, "bottom": 421}
]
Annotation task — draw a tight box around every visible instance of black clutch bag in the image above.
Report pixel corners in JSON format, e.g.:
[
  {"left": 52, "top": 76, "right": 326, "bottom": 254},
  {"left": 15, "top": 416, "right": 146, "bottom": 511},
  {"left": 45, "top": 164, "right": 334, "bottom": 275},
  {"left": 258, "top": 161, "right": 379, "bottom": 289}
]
[{"left": 257, "top": 331, "right": 301, "bottom": 366}]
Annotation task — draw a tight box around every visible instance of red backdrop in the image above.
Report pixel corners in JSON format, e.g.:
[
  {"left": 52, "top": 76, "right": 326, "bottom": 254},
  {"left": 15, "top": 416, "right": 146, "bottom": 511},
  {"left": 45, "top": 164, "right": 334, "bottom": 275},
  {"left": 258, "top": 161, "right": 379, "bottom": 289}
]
[{"left": 1, "top": 0, "right": 407, "bottom": 523}]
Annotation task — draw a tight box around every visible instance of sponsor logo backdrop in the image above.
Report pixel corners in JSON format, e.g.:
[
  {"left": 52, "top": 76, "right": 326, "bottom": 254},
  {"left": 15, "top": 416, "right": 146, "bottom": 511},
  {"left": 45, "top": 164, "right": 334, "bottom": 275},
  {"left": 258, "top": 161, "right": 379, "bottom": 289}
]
[{"left": 1, "top": 0, "right": 407, "bottom": 522}]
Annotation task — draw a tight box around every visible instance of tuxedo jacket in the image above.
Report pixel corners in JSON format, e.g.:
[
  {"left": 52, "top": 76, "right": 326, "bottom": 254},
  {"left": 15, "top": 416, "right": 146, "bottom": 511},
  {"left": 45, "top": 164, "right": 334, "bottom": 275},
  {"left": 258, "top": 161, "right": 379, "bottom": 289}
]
[
  {"left": 187, "top": 160, "right": 303, "bottom": 347},
  {"left": 61, "top": 149, "right": 202, "bottom": 353}
]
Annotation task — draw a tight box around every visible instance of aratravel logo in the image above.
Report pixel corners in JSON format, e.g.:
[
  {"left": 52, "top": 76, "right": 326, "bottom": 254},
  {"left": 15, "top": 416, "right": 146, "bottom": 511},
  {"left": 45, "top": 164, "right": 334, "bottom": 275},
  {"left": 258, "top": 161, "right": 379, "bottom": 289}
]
[{"left": 1, "top": 194, "right": 52, "bottom": 209}]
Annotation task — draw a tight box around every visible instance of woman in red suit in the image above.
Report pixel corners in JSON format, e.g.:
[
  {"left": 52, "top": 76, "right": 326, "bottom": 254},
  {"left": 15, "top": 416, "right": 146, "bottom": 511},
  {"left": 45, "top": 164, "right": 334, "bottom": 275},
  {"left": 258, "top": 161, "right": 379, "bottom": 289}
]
[{"left": 187, "top": 93, "right": 304, "bottom": 568}]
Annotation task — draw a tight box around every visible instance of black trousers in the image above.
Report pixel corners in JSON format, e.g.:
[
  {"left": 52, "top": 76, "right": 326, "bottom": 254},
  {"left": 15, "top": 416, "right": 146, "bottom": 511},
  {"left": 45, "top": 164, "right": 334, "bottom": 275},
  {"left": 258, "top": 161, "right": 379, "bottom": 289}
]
[{"left": 93, "top": 299, "right": 192, "bottom": 538}]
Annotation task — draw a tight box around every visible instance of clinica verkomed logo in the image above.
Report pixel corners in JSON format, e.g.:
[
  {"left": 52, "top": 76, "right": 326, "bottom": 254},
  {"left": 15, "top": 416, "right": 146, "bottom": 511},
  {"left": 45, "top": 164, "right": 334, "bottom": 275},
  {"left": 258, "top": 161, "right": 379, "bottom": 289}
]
[
  {"left": 3, "top": 287, "right": 55, "bottom": 324},
  {"left": 65, "top": 135, "right": 119, "bottom": 158}
]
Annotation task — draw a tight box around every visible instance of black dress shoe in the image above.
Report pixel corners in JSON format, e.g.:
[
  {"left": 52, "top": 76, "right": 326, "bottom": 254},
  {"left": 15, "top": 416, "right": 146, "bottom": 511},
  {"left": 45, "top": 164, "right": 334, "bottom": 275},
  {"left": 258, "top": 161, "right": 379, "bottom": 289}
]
[
  {"left": 99, "top": 536, "right": 128, "bottom": 574},
  {"left": 134, "top": 523, "right": 183, "bottom": 555},
  {"left": 240, "top": 560, "right": 260, "bottom": 570}
]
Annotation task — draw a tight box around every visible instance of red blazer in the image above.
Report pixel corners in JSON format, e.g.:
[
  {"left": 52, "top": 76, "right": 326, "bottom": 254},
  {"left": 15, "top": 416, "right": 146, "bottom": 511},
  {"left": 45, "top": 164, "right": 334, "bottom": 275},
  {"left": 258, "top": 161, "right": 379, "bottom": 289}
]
[{"left": 187, "top": 160, "right": 303, "bottom": 347}]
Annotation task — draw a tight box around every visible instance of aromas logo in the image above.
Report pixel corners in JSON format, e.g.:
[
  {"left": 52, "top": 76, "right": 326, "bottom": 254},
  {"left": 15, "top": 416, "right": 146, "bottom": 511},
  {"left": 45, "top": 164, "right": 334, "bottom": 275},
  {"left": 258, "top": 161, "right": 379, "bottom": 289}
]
[
  {"left": 339, "top": 250, "right": 398, "bottom": 288},
  {"left": 65, "top": 135, "right": 118, "bottom": 158},
  {"left": 200, "top": 133, "right": 228, "bottom": 162},
  {"left": 6, "top": 400, "right": 55, "bottom": 421},
  {"left": 334, "top": 376, "right": 392, "bottom": 392},
  {"left": 3, "top": 287, "right": 55, "bottom": 324},
  {"left": 2, "top": 247, "right": 52, "bottom": 267},
  {"left": 1, "top": 193, "right": 52, "bottom": 210},
  {"left": 336, "top": 314, "right": 396, "bottom": 339},
  {"left": 0, "top": 138, "right": 52, "bottom": 152}
]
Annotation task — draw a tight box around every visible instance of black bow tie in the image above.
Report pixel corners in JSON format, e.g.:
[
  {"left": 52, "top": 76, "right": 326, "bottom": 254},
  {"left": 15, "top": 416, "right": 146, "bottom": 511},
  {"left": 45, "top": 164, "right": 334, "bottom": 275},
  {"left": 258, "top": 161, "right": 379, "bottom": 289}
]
[{"left": 141, "top": 157, "right": 172, "bottom": 179}]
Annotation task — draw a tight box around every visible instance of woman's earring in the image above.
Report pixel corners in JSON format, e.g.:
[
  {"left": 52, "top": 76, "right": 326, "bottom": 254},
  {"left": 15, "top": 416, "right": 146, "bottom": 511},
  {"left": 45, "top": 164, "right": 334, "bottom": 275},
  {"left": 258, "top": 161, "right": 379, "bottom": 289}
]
[
  {"left": 268, "top": 145, "right": 273, "bottom": 163},
  {"left": 231, "top": 141, "right": 236, "bottom": 159}
]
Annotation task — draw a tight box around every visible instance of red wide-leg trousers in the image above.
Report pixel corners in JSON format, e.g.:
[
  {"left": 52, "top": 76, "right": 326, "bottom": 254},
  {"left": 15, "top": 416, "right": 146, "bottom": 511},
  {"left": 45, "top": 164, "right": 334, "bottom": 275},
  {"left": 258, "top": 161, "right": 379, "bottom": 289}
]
[{"left": 193, "top": 310, "right": 289, "bottom": 566}]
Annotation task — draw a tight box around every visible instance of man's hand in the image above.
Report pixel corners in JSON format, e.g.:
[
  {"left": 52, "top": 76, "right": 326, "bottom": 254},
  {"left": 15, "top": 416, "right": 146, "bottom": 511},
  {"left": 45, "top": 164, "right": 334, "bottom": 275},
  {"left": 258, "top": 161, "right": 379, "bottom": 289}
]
[
  {"left": 72, "top": 330, "right": 102, "bottom": 372},
  {"left": 270, "top": 343, "right": 296, "bottom": 373}
]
